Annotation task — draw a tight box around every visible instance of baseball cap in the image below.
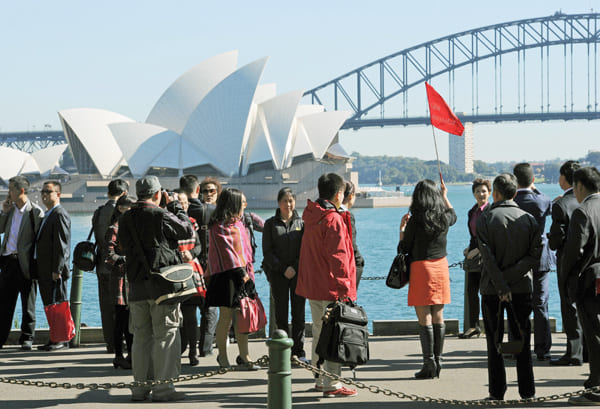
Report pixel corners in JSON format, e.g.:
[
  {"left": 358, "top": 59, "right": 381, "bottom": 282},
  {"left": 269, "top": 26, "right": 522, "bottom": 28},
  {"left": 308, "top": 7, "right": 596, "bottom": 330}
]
[{"left": 136, "top": 176, "right": 161, "bottom": 196}]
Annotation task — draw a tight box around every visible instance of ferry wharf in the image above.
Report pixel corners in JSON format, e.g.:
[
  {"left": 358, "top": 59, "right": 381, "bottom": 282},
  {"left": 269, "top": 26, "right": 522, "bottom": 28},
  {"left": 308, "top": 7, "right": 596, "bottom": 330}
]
[{"left": 0, "top": 333, "right": 594, "bottom": 408}]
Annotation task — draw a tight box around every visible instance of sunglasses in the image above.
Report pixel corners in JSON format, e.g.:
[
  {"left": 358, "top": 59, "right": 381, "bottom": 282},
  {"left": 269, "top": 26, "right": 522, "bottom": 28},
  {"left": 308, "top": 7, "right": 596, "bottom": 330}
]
[
  {"left": 41, "top": 189, "right": 56, "bottom": 194},
  {"left": 202, "top": 189, "right": 217, "bottom": 194}
]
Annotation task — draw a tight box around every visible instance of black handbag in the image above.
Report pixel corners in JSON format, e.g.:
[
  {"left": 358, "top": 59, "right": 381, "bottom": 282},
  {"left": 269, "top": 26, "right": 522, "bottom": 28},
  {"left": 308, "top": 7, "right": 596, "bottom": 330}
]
[
  {"left": 495, "top": 300, "right": 525, "bottom": 355},
  {"left": 315, "top": 298, "right": 369, "bottom": 369},
  {"left": 386, "top": 253, "right": 410, "bottom": 289},
  {"left": 73, "top": 226, "right": 97, "bottom": 272}
]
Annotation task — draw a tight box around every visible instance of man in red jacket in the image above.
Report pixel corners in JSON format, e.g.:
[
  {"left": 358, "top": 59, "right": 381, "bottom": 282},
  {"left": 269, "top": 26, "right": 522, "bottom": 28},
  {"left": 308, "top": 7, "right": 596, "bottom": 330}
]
[{"left": 296, "top": 172, "right": 357, "bottom": 398}]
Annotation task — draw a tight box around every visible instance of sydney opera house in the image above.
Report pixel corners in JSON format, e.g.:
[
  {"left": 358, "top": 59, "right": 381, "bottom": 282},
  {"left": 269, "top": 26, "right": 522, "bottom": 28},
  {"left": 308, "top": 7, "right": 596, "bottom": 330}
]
[{"left": 53, "top": 51, "right": 357, "bottom": 209}]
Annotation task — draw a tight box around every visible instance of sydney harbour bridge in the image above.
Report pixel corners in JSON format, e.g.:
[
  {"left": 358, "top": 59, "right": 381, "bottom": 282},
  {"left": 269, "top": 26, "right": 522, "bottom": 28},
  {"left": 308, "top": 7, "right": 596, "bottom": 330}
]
[{"left": 2, "top": 12, "right": 600, "bottom": 152}]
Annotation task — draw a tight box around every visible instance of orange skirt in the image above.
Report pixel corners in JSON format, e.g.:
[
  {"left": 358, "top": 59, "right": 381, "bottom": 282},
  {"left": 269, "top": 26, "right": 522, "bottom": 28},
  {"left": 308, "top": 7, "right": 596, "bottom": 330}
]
[{"left": 407, "top": 257, "right": 451, "bottom": 306}]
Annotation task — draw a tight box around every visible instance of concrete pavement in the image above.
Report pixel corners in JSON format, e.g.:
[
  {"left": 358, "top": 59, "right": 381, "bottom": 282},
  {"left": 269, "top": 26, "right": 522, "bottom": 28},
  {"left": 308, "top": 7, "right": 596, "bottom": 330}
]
[{"left": 0, "top": 333, "right": 592, "bottom": 408}]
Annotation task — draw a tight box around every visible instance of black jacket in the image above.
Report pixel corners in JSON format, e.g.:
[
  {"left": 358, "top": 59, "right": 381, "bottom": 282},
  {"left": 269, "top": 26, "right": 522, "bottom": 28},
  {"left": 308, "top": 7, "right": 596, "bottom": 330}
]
[
  {"left": 548, "top": 189, "right": 580, "bottom": 273},
  {"left": 399, "top": 208, "right": 457, "bottom": 261},
  {"left": 477, "top": 200, "right": 542, "bottom": 295},
  {"left": 348, "top": 211, "right": 365, "bottom": 270},
  {"left": 118, "top": 200, "right": 194, "bottom": 301},
  {"left": 562, "top": 193, "right": 600, "bottom": 301},
  {"left": 262, "top": 209, "right": 303, "bottom": 280}
]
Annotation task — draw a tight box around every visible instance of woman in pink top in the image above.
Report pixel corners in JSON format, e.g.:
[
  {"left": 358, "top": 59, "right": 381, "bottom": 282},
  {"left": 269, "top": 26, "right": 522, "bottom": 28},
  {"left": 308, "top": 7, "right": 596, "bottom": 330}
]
[{"left": 206, "top": 188, "right": 260, "bottom": 370}]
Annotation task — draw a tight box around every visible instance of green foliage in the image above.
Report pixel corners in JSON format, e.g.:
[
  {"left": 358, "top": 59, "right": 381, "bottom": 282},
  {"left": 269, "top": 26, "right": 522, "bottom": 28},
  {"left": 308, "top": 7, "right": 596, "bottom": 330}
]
[{"left": 351, "top": 152, "right": 565, "bottom": 185}]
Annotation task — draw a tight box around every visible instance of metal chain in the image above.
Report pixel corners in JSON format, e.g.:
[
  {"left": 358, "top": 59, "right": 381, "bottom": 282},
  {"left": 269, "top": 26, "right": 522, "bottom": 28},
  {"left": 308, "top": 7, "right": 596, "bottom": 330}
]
[
  {"left": 0, "top": 355, "right": 270, "bottom": 390},
  {"left": 291, "top": 356, "right": 600, "bottom": 406}
]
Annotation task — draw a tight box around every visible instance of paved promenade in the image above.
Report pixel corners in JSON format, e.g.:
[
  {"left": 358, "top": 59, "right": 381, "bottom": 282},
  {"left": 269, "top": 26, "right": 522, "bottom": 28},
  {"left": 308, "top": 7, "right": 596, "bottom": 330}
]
[{"left": 0, "top": 333, "right": 592, "bottom": 408}]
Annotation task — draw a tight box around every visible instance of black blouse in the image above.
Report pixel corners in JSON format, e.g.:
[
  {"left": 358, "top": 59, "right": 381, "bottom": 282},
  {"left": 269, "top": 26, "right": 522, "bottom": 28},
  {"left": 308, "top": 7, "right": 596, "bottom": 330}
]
[{"left": 399, "top": 208, "right": 457, "bottom": 261}]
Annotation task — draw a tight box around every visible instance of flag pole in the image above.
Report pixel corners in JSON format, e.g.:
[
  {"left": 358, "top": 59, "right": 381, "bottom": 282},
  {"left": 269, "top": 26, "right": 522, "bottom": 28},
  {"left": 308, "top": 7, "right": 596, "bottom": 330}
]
[{"left": 431, "top": 126, "right": 443, "bottom": 183}]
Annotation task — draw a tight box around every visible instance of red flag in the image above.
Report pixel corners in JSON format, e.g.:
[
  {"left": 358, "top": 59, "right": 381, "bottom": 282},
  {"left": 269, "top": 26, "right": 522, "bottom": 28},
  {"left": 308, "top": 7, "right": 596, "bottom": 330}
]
[{"left": 425, "top": 82, "right": 464, "bottom": 136}]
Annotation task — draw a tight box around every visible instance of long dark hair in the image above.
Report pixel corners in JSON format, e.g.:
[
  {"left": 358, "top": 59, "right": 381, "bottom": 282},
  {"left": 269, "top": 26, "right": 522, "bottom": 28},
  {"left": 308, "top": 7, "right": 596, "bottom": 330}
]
[
  {"left": 409, "top": 179, "right": 448, "bottom": 236},
  {"left": 209, "top": 188, "right": 243, "bottom": 225}
]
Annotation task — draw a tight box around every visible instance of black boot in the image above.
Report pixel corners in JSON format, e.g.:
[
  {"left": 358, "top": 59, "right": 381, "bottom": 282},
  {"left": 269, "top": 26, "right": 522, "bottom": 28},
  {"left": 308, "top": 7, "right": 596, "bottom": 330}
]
[
  {"left": 433, "top": 323, "right": 446, "bottom": 377},
  {"left": 415, "top": 325, "right": 437, "bottom": 379}
]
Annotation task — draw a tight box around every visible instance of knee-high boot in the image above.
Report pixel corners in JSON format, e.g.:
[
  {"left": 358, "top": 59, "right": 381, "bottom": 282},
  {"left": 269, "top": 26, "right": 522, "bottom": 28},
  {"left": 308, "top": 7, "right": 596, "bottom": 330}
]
[
  {"left": 433, "top": 323, "right": 446, "bottom": 377},
  {"left": 415, "top": 325, "right": 437, "bottom": 379}
]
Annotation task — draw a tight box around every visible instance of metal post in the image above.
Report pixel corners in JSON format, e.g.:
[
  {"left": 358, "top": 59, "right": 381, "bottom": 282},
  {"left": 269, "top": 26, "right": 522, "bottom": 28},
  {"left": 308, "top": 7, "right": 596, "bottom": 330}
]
[
  {"left": 266, "top": 329, "right": 293, "bottom": 409},
  {"left": 69, "top": 266, "right": 84, "bottom": 347}
]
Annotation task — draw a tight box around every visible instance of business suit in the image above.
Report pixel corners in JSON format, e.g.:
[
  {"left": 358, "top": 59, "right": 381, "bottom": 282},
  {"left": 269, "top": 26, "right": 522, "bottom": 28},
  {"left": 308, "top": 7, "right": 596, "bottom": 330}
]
[
  {"left": 0, "top": 201, "right": 44, "bottom": 346},
  {"left": 547, "top": 188, "right": 584, "bottom": 362},
  {"left": 92, "top": 199, "right": 116, "bottom": 351},
  {"left": 514, "top": 188, "right": 553, "bottom": 358},
  {"left": 35, "top": 204, "right": 71, "bottom": 306},
  {"left": 562, "top": 193, "right": 600, "bottom": 399}
]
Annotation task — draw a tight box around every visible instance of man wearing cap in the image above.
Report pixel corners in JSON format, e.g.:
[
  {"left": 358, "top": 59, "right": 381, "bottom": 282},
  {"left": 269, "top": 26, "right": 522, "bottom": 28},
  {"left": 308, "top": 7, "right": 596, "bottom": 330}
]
[{"left": 118, "top": 176, "right": 194, "bottom": 402}]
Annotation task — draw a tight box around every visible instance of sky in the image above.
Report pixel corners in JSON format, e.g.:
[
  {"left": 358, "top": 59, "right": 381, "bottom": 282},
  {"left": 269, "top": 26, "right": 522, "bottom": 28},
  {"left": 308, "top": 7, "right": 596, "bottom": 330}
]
[{"left": 1, "top": 0, "right": 599, "bottom": 163}]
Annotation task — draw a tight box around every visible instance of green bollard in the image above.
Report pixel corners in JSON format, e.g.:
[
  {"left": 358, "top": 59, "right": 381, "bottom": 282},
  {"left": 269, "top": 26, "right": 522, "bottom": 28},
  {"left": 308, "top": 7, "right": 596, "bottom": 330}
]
[
  {"left": 69, "top": 266, "right": 84, "bottom": 347},
  {"left": 266, "top": 329, "right": 293, "bottom": 409}
]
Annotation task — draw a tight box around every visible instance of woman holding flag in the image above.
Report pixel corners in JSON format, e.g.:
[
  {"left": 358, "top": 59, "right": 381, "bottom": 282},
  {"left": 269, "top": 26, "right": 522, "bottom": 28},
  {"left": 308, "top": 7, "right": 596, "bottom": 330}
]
[{"left": 399, "top": 179, "right": 456, "bottom": 379}]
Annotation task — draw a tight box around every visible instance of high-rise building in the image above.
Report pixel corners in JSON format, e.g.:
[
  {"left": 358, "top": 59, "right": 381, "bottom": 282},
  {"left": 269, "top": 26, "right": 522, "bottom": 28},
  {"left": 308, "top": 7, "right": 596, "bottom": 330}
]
[{"left": 449, "top": 122, "right": 473, "bottom": 173}]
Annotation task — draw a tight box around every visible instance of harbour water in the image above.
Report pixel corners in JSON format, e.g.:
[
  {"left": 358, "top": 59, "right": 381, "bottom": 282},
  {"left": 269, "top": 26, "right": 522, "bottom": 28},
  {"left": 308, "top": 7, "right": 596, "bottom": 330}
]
[{"left": 13, "top": 183, "right": 564, "bottom": 333}]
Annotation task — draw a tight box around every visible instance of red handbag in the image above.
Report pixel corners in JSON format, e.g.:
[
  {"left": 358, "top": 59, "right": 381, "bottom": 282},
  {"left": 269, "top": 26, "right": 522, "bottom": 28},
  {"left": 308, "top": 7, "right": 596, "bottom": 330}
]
[
  {"left": 237, "top": 293, "right": 267, "bottom": 334},
  {"left": 44, "top": 282, "right": 76, "bottom": 343}
]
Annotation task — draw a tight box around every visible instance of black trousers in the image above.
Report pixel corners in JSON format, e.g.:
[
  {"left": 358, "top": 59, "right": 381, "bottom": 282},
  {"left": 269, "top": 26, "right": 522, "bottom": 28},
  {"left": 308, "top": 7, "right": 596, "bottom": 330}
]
[
  {"left": 482, "top": 293, "right": 535, "bottom": 400},
  {"left": 577, "top": 293, "right": 600, "bottom": 394},
  {"left": 97, "top": 266, "right": 116, "bottom": 350},
  {"left": 181, "top": 297, "right": 203, "bottom": 357},
  {"left": 113, "top": 305, "right": 132, "bottom": 356},
  {"left": 270, "top": 273, "right": 306, "bottom": 357},
  {"left": 558, "top": 275, "right": 584, "bottom": 361},
  {"left": 0, "top": 256, "right": 37, "bottom": 346},
  {"left": 465, "top": 270, "right": 481, "bottom": 329}
]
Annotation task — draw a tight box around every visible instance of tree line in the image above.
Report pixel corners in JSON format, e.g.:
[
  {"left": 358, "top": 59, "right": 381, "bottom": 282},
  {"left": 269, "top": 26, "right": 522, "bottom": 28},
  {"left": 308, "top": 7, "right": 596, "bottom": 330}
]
[{"left": 351, "top": 151, "right": 600, "bottom": 185}]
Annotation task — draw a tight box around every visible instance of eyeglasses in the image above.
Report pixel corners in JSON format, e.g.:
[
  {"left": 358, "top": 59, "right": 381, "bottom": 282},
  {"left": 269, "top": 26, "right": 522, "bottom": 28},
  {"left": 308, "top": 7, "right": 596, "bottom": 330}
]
[
  {"left": 41, "top": 189, "right": 56, "bottom": 194},
  {"left": 202, "top": 189, "right": 216, "bottom": 194}
]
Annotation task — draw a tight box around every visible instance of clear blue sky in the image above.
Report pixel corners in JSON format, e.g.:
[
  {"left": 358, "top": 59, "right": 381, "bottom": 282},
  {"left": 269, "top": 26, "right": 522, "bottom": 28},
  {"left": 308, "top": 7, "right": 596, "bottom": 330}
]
[{"left": 1, "top": 0, "right": 598, "bottom": 163}]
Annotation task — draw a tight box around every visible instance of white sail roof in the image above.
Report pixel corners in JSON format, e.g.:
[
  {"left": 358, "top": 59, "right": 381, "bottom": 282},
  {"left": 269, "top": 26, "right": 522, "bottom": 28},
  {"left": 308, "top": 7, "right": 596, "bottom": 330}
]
[
  {"left": 146, "top": 51, "right": 239, "bottom": 134},
  {"left": 58, "top": 108, "right": 134, "bottom": 177},
  {"left": 0, "top": 147, "right": 40, "bottom": 180},
  {"left": 31, "top": 144, "right": 69, "bottom": 176}
]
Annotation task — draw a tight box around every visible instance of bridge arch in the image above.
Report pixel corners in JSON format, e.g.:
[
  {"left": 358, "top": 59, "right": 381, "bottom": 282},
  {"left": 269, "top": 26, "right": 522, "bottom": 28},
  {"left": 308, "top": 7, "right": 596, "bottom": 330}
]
[{"left": 304, "top": 13, "right": 600, "bottom": 129}]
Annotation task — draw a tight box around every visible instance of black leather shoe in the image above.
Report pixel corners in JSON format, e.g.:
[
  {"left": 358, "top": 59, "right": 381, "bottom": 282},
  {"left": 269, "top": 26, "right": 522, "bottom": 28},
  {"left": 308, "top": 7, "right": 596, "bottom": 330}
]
[
  {"left": 20, "top": 340, "right": 33, "bottom": 351},
  {"left": 536, "top": 353, "right": 551, "bottom": 361},
  {"left": 37, "top": 342, "right": 68, "bottom": 351},
  {"left": 550, "top": 356, "right": 582, "bottom": 366}
]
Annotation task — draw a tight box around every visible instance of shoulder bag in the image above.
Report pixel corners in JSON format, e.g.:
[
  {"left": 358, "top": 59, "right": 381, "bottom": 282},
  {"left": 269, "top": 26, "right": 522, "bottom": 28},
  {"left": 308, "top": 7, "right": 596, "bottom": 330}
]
[
  {"left": 386, "top": 252, "right": 410, "bottom": 289},
  {"left": 73, "top": 225, "right": 97, "bottom": 272},
  {"left": 124, "top": 216, "right": 197, "bottom": 305}
]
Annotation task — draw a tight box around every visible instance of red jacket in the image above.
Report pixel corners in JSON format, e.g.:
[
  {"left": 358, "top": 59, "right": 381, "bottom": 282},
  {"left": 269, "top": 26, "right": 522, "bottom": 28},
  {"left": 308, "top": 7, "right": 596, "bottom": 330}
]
[{"left": 296, "top": 199, "right": 356, "bottom": 301}]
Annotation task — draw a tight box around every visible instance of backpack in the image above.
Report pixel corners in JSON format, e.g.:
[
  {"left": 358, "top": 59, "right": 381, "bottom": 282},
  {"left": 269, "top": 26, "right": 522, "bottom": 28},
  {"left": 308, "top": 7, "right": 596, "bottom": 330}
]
[{"left": 315, "top": 299, "right": 369, "bottom": 370}]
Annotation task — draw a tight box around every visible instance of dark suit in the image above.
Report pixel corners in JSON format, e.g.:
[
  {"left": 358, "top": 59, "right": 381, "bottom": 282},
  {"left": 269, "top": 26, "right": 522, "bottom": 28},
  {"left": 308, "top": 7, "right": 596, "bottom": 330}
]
[
  {"left": 548, "top": 188, "right": 584, "bottom": 361},
  {"left": 35, "top": 205, "right": 71, "bottom": 306},
  {"left": 477, "top": 199, "right": 541, "bottom": 400},
  {"left": 514, "top": 188, "right": 553, "bottom": 357},
  {"left": 562, "top": 193, "right": 600, "bottom": 395},
  {"left": 92, "top": 199, "right": 116, "bottom": 350},
  {"left": 186, "top": 198, "right": 217, "bottom": 356},
  {"left": 0, "top": 201, "right": 44, "bottom": 346}
]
